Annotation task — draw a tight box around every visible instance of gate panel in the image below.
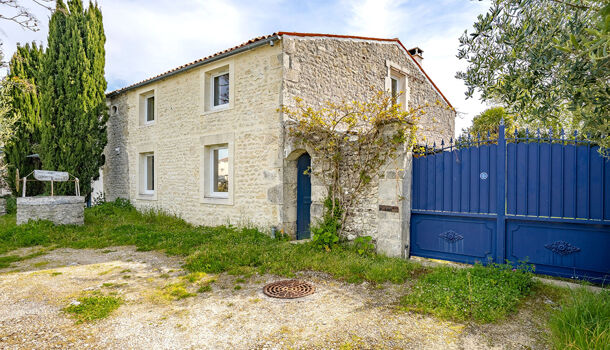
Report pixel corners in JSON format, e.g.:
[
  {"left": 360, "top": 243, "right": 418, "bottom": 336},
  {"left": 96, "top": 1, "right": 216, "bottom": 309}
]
[
  {"left": 410, "top": 214, "right": 495, "bottom": 264},
  {"left": 506, "top": 219, "right": 610, "bottom": 280},
  {"left": 411, "top": 123, "right": 610, "bottom": 282}
]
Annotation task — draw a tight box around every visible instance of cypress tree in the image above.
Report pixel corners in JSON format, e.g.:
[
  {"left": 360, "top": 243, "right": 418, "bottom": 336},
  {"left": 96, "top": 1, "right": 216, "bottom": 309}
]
[
  {"left": 3, "top": 42, "right": 44, "bottom": 196},
  {"left": 40, "top": 0, "right": 108, "bottom": 197}
]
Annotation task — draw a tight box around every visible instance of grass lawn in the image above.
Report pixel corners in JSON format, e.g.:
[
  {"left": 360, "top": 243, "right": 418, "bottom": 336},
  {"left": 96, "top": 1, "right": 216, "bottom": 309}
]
[{"left": 0, "top": 199, "right": 421, "bottom": 284}]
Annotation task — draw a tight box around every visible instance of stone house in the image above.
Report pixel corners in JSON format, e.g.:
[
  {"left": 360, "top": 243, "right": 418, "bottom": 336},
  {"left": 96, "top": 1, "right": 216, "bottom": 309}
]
[{"left": 103, "top": 32, "right": 455, "bottom": 257}]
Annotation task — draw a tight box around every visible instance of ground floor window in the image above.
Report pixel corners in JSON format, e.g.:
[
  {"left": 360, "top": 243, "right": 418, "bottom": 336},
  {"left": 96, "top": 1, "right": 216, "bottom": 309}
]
[{"left": 210, "top": 145, "right": 229, "bottom": 197}]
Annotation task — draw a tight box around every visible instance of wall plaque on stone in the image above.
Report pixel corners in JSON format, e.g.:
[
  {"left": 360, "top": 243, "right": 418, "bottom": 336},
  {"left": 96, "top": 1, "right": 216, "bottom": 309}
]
[
  {"left": 33, "top": 170, "right": 70, "bottom": 182},
  {"left": 379, "top": 205, "right": 399, "bottom": 213}
]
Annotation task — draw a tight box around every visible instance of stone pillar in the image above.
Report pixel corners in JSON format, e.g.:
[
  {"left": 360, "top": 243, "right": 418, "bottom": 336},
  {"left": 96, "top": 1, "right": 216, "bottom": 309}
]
[
  {"left": 376, "top": 152, "right": 412, "bottom": 258},
  {"left": 0, "top": 198, "right": 6, "bottom": 216}
]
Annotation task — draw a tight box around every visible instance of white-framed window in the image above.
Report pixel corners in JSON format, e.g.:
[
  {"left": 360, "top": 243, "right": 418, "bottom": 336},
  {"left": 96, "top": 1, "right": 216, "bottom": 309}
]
[
  {"left": 211, "top": 71, "right": 230, "bottom": 108},
  {"left": 390, "top": 75, "right": 399, "bottom": 102},
  {"left": 389, "top": 69, "right": 407, "bottom": 109},
  {"left": 141, "top": 153, "right": 155, "bottom": 195},
  {"left": 145, "top": 95, "right": 155, "bottom": 123},
  {"left": 202, "top": 61, "right": 234, "bottom": 113},
  {"left": 200, "top": 132, "right": 234, "bottom": 205},
  {"left": 209, "top": 145, "right": 229, "bottom": 198},
  {"left": 139, "top": 89, "right": 156, "bottom": 125}
]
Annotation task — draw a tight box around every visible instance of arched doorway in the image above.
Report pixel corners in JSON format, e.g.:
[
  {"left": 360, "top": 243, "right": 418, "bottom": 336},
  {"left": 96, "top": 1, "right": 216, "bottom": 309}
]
[{"left": 296, "top": 153, "right": 311, "bottom": 239}]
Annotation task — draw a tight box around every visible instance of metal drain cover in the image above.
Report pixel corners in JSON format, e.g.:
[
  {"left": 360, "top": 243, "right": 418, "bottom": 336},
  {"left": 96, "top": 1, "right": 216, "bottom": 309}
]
[{"left": 263, "top": 280, "right": 315, "bottom": 299}]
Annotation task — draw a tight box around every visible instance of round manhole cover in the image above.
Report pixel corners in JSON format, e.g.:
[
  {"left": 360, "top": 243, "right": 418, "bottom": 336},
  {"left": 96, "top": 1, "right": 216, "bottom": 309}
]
[{"left": 263, "top": 280, "right": 315, "bottom": 299}]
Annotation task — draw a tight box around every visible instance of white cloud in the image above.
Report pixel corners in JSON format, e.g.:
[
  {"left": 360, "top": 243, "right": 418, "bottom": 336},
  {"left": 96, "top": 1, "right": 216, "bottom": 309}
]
[
  {"left": 344, "top": 0, "right": 409, "bottom": 37},
  {"left": 101, "top": 0, "right": 248, "bottom": 89},
  {"left": 0, "top": 0, "right": 491, "bottom": 135}
]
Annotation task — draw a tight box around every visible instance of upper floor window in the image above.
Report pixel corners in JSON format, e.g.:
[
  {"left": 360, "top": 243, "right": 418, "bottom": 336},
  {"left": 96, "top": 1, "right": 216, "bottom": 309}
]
[
  {"left": 390, "top": 76, "right": 399, "bottom": 102},
  {"left": 212, "top": 72, "right": 230, "bottom": 107},
  {"left": 390, "top": 70, "right": 406, "bottom": 108},
  {"left": 146, "top": 95, "right": 155, "bottom": 122},
  {"left": 202, "top": 62, "right": 233, "bottom": 113},
  {"left": 139, "top": 89, "right": 156, "bottom": 125}
]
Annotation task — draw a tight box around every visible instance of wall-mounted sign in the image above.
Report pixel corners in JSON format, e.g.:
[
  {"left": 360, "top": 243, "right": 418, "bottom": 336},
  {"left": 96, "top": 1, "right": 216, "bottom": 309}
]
[
  {"left": 33, "top": 170, "right": 69, "bottom": 182},
  {"left": 480, "top": 172, "right": 488, "bottom": 180},
  {"left": 379, "top": 205, "right": 399, "bottom": 213}
]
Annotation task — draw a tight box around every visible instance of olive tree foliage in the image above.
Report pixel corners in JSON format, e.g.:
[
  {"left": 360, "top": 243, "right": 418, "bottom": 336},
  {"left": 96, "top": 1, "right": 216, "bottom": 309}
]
[
  {"left": 457, "top": 0, "right": 609, "bottom": 152},
  {"left": 282, "top": 91, "right": 442, "bottom": 233}
]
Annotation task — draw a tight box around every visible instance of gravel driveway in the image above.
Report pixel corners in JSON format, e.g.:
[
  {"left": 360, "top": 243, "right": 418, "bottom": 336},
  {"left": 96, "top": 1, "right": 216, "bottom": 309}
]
[{"left": 0, "top": 247, "right": 549, "bottom": 349}]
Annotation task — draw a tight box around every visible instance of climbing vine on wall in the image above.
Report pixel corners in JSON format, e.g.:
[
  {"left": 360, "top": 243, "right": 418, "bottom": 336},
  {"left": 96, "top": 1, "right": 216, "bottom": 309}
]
[{"left": 282, "top": 90, "right": 447, "bottom": 234}]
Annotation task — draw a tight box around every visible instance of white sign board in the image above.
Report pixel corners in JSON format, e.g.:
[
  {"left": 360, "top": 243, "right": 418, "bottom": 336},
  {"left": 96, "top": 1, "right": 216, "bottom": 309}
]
[{"left": 33, "top": 170, "right": 69, "bottom": 182}]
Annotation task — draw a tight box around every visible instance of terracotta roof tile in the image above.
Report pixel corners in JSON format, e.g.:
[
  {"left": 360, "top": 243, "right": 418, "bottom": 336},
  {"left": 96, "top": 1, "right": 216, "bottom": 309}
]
[{"left": 107, "top": 32, "right": 451, "bottom": 107}]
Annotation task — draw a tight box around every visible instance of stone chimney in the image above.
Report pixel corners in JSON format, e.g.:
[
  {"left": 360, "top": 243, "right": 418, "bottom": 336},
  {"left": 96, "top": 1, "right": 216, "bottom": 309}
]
[{"left": 408, "top": 47, "right": 423, "bottom": 65}]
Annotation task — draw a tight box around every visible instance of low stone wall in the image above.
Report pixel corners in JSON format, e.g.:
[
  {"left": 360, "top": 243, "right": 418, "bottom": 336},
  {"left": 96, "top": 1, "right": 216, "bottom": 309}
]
[
  {"left": 17, "top": 196, "right": 85, "bottom": 225},
  {"left": 0, "top": 198, "right": 6, "bottom": 216}
]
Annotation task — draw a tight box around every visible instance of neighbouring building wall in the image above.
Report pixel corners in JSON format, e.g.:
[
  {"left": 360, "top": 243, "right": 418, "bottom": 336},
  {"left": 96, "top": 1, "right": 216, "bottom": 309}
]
[
  {"left": 105, "top": 43, "right": 284, "bottom": 229},
  {"left": 280, "top": 35, "right": 455, "bottom": 255},
  {"left": 103, "top": 93, "right": 130, "bottom": 201}
]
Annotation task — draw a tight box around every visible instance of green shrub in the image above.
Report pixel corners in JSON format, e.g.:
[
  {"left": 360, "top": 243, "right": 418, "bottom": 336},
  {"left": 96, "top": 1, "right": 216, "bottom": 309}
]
[
  {"left": 311, "top": 195, "right": 342, "bottom": 251},
  {"left": 401, "top": 262, "right": 535, "bottom": 323},
  {"left": 548, "top": 288, "right": 610, "bottom": 350},
  {"left": 353, "top": 236, "right": 375, "bottom": 257}
]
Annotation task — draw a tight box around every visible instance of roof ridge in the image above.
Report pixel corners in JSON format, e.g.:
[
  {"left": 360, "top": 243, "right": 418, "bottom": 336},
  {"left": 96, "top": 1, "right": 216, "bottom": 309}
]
[{"left": 107, "top": 31, "right": 452, "bottom": 108}]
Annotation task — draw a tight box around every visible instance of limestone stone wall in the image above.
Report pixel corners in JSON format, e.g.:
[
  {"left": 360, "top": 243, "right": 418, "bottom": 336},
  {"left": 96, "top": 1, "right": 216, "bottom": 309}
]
[
  {"left": 0, "top": 198, "right": 6, "bottom": 216},
  {"left": 17, "top": 196, "right": 85, "bottom": 225},
  {"left": 103, "top": 93, "right": 130, "bottom": 201},
  {"left": 280, "top": 35, "right": 455, "bottom": 255},
  {"left": 105, "top": 43, "right": 284, "bottom": 229}
]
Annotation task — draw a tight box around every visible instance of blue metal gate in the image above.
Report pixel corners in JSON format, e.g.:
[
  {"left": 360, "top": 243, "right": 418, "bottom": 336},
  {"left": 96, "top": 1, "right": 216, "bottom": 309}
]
[{"left": 410, "top": 123, "right": 610, "bottom": 282}]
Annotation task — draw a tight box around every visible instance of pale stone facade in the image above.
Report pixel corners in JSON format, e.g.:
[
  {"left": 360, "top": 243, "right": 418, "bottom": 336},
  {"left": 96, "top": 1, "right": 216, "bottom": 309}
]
[{"left": 105, "top": 33, "right": 455, "bottom": 257}]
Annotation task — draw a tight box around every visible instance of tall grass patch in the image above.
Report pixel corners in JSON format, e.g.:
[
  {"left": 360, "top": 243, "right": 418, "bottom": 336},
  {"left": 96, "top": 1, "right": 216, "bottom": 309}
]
[
  {"left": 400, "top": 263, "right": 534, "bottom": 323},
  {"left": 548, "top": 288, "right": 610, "bottom": 350}
]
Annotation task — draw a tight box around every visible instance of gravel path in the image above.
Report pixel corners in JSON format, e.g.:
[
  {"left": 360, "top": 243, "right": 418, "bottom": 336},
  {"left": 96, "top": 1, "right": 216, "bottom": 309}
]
[{"left": 0, "top": 247, "right": 549, "bottom": 349}]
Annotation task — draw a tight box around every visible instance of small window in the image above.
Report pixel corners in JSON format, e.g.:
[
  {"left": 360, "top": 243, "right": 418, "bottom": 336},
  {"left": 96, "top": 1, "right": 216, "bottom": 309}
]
[
  {"left": 146, "top": 96, "right": 155, "bottom": 122},
  {"left": 391, "top": 77, "right": 399, "bottom": 102},
  {"left": 210, "top": 146, "right": 229, "bottom": 197},
  {"left": 111, "top": 105, "right": 118, "bottom": 115},
  {"left": 142, "top": 153, "right": 154, "bottom": 194},
  {"left": 389, "top": 70, "right": 406, "bottom": 108},
  {"left": 212, "top": 72, "right": 229, "bottom": 107}
]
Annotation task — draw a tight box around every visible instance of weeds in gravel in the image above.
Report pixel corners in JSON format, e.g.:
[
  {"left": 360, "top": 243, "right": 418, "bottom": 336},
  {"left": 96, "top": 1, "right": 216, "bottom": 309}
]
[
  {"left": 160, "top": 282, "right": 196, "bottom": 300},
  {"left": 64, "top": 292, "right": 122, "bottom": 323},
  {"left": 0, "top": 250, "right": 48, "bottom": 268},
  {"left": 0, "top": 199, "right": 422, "bottom": 284},
  {"left": 548, "top": 288, "right": 610, "bottom": 350},
  {"left": 400, "top": 262, "right": 535, "bottom": 323}
]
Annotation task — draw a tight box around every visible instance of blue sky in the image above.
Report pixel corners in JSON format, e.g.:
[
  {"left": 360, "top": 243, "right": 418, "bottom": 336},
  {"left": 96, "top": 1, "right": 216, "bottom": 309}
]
[{"left": 2, "top": 0, "right": 493, "bottom": 135}]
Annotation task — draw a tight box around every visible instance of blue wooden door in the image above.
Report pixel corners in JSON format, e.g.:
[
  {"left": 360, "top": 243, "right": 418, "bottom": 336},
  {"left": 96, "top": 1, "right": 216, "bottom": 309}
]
[
  {"left": 297, "top": 153, "right": 311, "bottom": 239},
  {"left": 411, "top": 123, "right": 610, "bottom": 283}
]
